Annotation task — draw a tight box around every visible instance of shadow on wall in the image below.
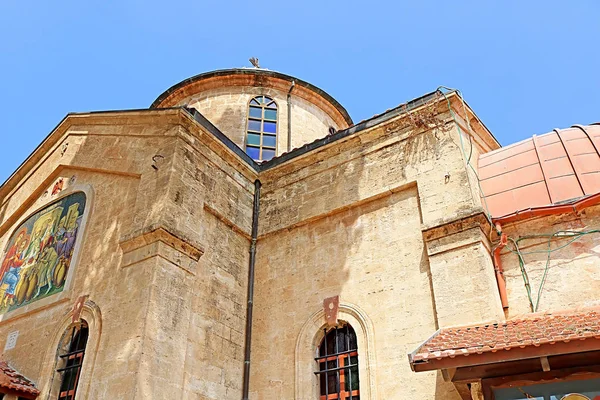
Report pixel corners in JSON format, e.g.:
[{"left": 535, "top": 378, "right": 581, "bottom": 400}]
[
  {"left": 209, "top": 105, "right": 246, "bottom": 150},
  {"left": 0, "top": 130, "right": 168, "bottom": 398},
  {"left": 250, "top": 139, "right": 366, "bottom": 397},
  {"left": 251, "top": 121, "right": 469, "bottom": 398}
]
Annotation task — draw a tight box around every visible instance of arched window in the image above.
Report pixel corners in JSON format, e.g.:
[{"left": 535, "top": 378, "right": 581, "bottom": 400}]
[
  {"left": 316, "top": 324, "right": 360, "bottom": 399},
  {"left": 55, "top": 321, "right": 89, "bottom": 400},
  {"left": 245, "top": 96, "right": 277, "bottom": 161}
]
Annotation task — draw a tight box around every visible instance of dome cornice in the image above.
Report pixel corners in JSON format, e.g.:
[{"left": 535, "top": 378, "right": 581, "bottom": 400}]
[{"left": 150, "top": 68, "right": 353, "bottom": 128}]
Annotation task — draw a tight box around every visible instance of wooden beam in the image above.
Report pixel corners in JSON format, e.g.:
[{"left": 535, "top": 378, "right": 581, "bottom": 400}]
[
  {"left": 540, "top": 356, "right": 551, "bottom": 372},
  {"left": 453, "top": 383, "right": 472, "bottom": 400}
]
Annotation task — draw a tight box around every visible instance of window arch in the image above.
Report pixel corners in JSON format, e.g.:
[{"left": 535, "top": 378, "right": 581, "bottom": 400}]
[
  {"left": 245, "top": 96, "right": 278, "bottom": 161},
  {"left": 316, "top": 324, "right": 360, "bottom": 399},
  {"left": 55, "top": 321, "right": 89, "bottom": 400}
]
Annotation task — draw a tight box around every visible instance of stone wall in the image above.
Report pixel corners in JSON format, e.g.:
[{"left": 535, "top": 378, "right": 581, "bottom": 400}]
[
  {"left": 0, "top": 109, "right": 257, "bottom": 399},
  {"left": 249, "top": 99, "right": 502, "bottom": 399},
  {"left": 0, "top": 93, "right": 519, "bottom": 400},
  {"left": 179, "top": 86, "right": 342, "bottom": 156},
  {"left": 497, "top": 204, "right": 600, "bottom": 318}
]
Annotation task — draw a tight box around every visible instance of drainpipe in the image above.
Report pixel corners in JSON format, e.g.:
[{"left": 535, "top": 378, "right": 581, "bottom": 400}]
[
  {"left": 287, "top": 81, "right": 295, "bottom": 152},
  {"left": 493, "top": 223, "right": 509, "bottom": 309},
  {"left": 242, "top": 179, "right": 261, "bottom": 400}
]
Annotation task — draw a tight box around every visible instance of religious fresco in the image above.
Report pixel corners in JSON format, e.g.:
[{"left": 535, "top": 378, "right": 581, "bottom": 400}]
[{"left": 0, "top": 192, "right": 86, "bottom": 313}]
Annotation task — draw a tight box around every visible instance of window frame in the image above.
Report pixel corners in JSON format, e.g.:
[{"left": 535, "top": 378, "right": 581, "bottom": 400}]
[
  {"left": 315, "top": 324, "right": 360, "bottom": 400},
  {"left": 245, "top": 95, "right": 278, "bottom": 161},
  {"left": 55, "top": 321, "right": 89, "bottom": 400}
]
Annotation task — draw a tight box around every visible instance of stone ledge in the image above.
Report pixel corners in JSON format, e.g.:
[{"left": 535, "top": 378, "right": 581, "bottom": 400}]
[
  {"left": 422, "top": 210, "right": 492, "bottom": 242},
  {"left": 119, "top": 225, "right": 204, "bottom": 273},
  {"left": 425, "top": 226, "right": 491, "bottom": 257}
]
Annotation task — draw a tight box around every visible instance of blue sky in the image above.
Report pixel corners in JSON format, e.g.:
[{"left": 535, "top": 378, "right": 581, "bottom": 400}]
[{"left": 1, "top": 1, "right": 599, "bottom": 182}]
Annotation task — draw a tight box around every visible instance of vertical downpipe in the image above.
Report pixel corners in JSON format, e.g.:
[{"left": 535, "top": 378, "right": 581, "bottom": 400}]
[
  {"left": 287, "top": 81, "right": 295, "bottom": 152},
  {"left": 242, "top": 179, "right": 261, "bottom": 400}
]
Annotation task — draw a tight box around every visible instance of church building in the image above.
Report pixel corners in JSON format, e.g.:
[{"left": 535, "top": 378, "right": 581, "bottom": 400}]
[{"left": 0, "top": 68, "right": 599, "bottom": 399}]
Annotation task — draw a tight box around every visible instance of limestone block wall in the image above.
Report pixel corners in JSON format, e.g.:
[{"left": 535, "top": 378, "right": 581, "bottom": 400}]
[
  {"left": 249, "top": 104, "right": 502, "bottom": 399},
  {"left": 169, "top": 121, "right": 257, "bottom": 400},
  {"left": 0, "top": 109, "right": 257, "bottom": 400},
  {"left": 445, "top": 95, "right": 500, "bottom": 216},
  {"left": 179, "top": 86, "right": 342, "bottom": 155},
  {"left": 423, "top": 215, "right": 503, "bottom": 327},
  {"left": 497, "top": 205, "right": 600, "bottom": 318},
  {"left": 0, "top": 112, "right": 182, "bottom": 399}
]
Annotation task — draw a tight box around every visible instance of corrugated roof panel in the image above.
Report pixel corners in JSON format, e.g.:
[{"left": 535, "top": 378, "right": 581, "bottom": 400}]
[
  {"left": 484, "top": 191, "right": 521, "bottom": 218},
  {"left": 536, "top": 132, "right": 561, "bottom": 146},
  {"left": 581, "top": 172, "right": 600, "bottom": 194},
  {"left": 480, "top": 164, "right": 544, "bottom": 197},
  {"left": 479, "top": 139, "right": 534, "bottom": 167},
  {"left": 542, "top": 157, "right": 574, "bottom": 179},
  {"left": 479, "top": 125, "right": 600, "bottom": 219},
  {"left": 512, "top": 181, "right": 552, "bottom": 209},
  {"left": 547, "top": 174, "right": 584, "bottom": 203},
  {"left": 538, "top": 141, "right": 568, "bottom": 161}
]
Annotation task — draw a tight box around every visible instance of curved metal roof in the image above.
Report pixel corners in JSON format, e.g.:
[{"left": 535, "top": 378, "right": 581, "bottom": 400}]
[
  {"left": 150, "top": 68, "right": 353, "bottom": 126},
  {"left": 479, "top": 124, "right": 600, "bottom": 219}
]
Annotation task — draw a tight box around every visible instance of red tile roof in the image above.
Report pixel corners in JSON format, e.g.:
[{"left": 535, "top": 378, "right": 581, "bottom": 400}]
[
  {"left": 479, "top": 124, "right": 600, "bottom": 220},
  {"left": 410, "top": 307, "right": 600, "bottom": 371},
  {"left": 0, "top": 361, "right": 39, "bottom": 398}
]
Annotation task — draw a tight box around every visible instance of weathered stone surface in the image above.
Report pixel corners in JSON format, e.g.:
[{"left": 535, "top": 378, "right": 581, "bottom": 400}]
[{"left": 0, "top": 81, "right": 592, "bottom": 400}]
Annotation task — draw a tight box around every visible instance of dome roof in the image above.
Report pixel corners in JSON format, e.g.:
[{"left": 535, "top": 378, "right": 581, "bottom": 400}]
[
  {"left": 150, "top": 68, "right": 353, "bottom": 128},
  {"left": 479, "top": 124, "right": 600, "bottom": 220}
]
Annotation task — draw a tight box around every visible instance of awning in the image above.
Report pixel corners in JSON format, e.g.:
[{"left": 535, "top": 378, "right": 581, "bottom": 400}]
[{"left": 409, "top": 307, "right": 600, "bottom": 373}]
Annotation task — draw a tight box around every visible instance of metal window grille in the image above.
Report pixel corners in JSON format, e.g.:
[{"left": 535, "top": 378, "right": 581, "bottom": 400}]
[
  {"left": 315, "top": 324, "right": 360, "bottom": 400},
  {"left": 56, "top": 322, "right": 89, "bottom": 400}
]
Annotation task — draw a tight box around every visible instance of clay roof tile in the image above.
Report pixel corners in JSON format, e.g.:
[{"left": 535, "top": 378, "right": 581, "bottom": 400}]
[
  {"left": 411, "top": 307, "right": 600, "bottom": 366},
  {"left": 0, "top": 361, "right": 39, "bottom": 398}
]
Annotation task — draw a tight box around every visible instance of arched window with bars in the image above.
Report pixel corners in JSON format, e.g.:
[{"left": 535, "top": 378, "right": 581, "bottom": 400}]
[
  {"left": 55, "top": 321, "right": 89, "bottom": 400},
  {"left": 245, "top": 95, "right": 278, "bottom": 161},
  {"left": 316, "top": 324, "right": 360, "bottom": 400}
]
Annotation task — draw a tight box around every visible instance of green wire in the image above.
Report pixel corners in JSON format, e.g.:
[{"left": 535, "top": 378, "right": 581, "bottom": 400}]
[
  {"left": 507, "top": 238, "right": 535, "bottom": 311},
  {"left": 508, "top": 229, "right": 600, "bottom": 312},
  {"left": 437, "top": 87, "right": 493, "bottom": 224},
  {"left": 436, "top": 88, "right": 599, "bottom": 312}
]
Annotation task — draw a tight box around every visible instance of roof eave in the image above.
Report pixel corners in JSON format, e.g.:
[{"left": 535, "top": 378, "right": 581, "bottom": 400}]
[
  {"left": 411, "top": 337, "right": 600, "bottom": 372},
  {"left": 493, "top": 192, "right": 600, "bottom": 225},
  {"left": 150, "top": 68, "right": 354, "bottom": 126}
]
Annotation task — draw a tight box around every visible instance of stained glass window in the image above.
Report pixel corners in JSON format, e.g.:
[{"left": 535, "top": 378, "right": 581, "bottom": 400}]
[
  {"left": 245, "top": 96, "right": 278, "bottom": 161},
  {"left": 315, "top": 324, "right": 360, "bottom": 400}
]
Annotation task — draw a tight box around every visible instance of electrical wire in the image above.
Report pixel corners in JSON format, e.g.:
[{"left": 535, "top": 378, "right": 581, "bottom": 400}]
[
  {"left": 506, "top": 229, "right": 600, "bottom": 312},
  {"left": 435, "top": 87, "right": 599, "bottom": 312},
  {"left": 436, "top": 87, "right": 495, "bottom": 231}
]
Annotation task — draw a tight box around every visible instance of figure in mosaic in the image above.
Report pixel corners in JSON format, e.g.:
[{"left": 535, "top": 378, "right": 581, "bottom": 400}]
[{"left": 0, "top": 192, "right": 86, "bottom": 312}]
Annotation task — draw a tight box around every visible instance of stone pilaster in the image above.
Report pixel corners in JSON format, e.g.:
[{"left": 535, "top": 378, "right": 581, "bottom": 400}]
[{"left": 423, "top": 212, "right": 503, "bottom": 327}]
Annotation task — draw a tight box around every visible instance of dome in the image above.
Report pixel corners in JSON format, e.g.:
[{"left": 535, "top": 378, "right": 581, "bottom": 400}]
[
  {"left": 151, "top": 69, "right": 352, "bottom": 161},
  {"left": 479, "top": 124, "right": 600, "bottom": 220}
]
